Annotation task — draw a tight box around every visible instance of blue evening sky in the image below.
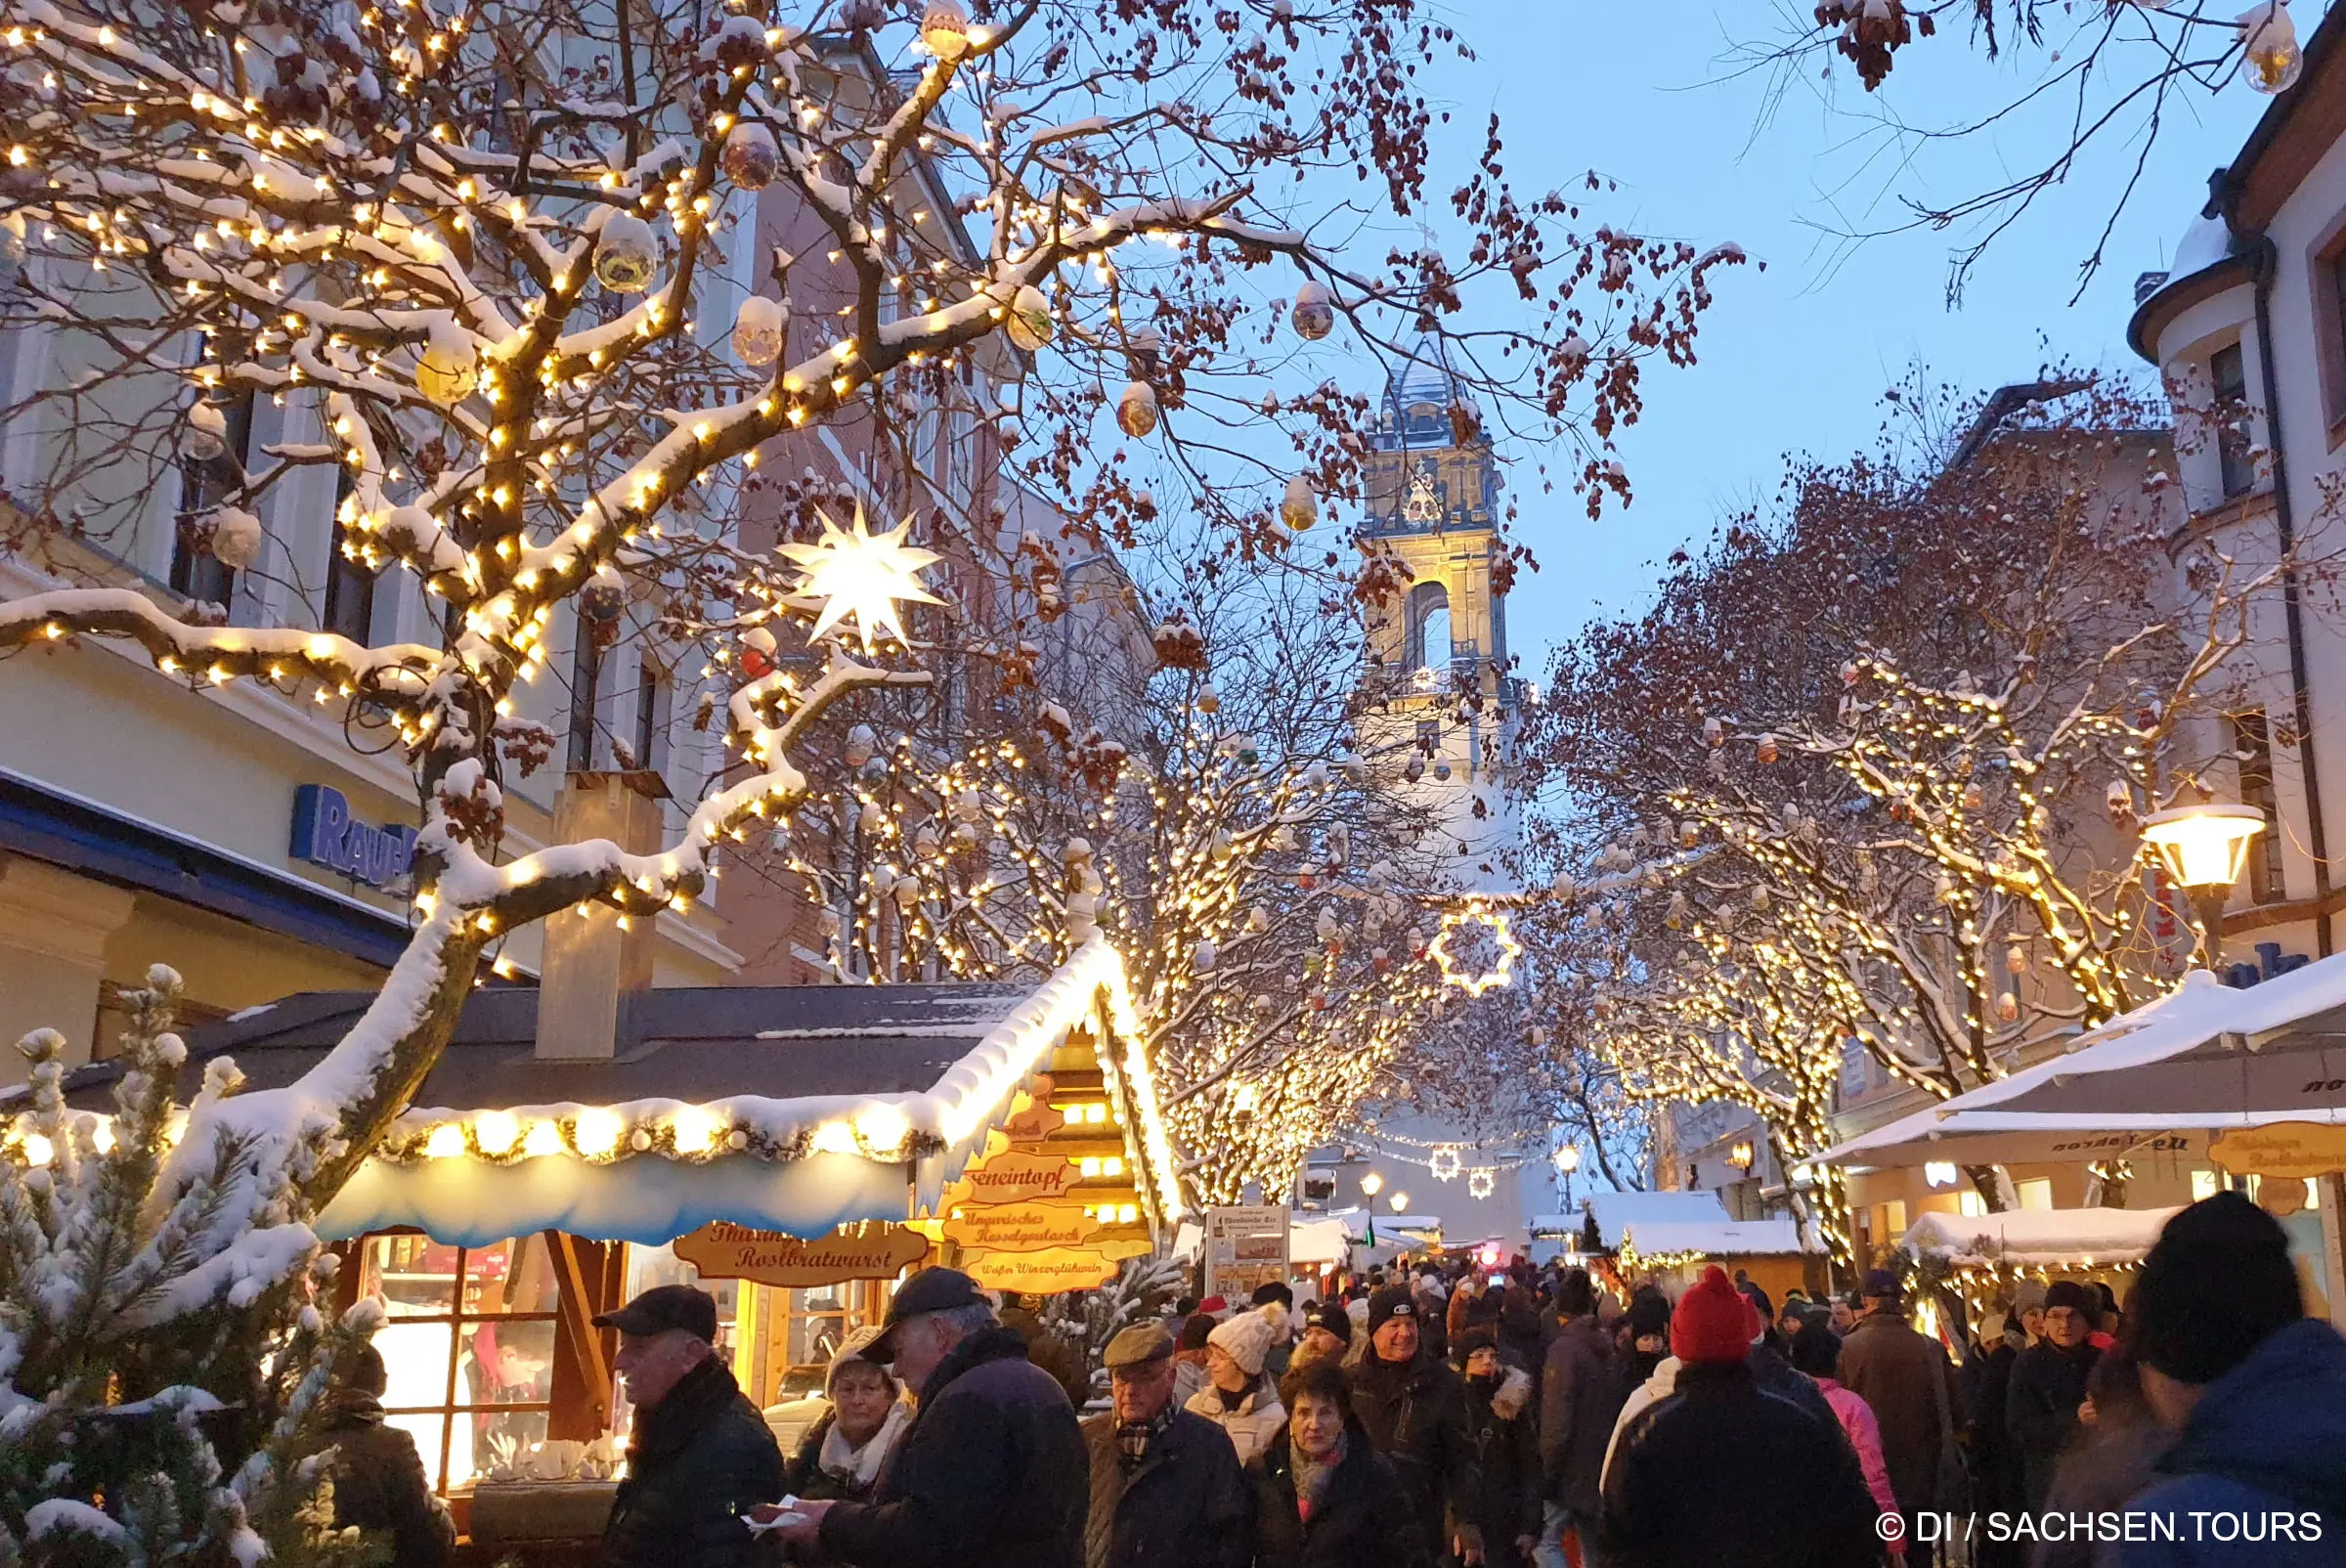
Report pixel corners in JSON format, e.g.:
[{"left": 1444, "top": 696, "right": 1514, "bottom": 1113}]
[{"left": 1407, "top": 1, "right": 2279, "bottom": 676}]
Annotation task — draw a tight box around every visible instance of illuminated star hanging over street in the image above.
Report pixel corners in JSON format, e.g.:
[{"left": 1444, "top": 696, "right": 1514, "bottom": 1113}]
[{"left": 779, "top": 503, "right": 943, "bottom": 647}]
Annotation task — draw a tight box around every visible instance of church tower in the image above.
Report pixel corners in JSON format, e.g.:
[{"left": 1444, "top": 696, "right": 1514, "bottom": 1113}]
[{"left": 1359, "top": 335, "right": 1521, "bottom": 893}]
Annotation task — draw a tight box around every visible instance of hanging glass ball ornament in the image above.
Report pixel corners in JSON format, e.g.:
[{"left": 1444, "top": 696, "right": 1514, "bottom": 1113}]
[
  {"left": 1005, "top": 283, "right": 1052, "bottom": 352},
  {"left": 2240, "top": 1, "right": 2302, "bottom": 93},
  {"left": 414, "top": 320, "right": 479, "bottom": 407},
  {"left": 722, "top": 120, "right": 780, "bottom": 190},
  {"left": 595, "top": 213, "right": 660, "bottom": 293},
  {"left": 921, "top": 0, "right": 971, "bottom": 61},
  {"left": 1290, "top": 279, "right": 1334, "bottom": 340},
  {"left": 732, "top": 293, "right": 788, "bottom": 366},
  {"left": 1280, "top": 475, "right": 1318, "bottom": 531},
  {"left": 1115, "top": 379, "right": 1158, "bottom": 437}
]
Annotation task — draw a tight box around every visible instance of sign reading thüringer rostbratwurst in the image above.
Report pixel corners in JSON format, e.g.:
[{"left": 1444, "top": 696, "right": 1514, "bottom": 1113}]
[{"left": 673, "top": 1220, "right": 931, "bottom": 1286}]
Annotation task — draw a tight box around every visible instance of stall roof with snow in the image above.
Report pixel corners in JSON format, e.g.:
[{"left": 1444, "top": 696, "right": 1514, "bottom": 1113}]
[
  {"left": 1818, "top": 957, "right": 2346, "bottom": 1171},
  {"left": 1901, "top": 1205, "right": 2183, "bottom": 1269},
  {"left": 25, "top": 936, "right": 1180, "bottom": 1248},
  {"left": 1540, "top": 1191, "right": 1810, "bottom": 1257}
]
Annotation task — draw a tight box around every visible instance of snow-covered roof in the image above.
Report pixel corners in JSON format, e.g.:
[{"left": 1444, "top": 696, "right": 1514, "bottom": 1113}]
[
  {"left": 1582, "top": 1190, "right": 1730, "bottom": 1247},
  {"left": 48, "top": 938, "right": 1181, "bottom": 1247},
  {"left": 1620, "top": 1216, "right": 1808, "bottom": 1258},
  {"left": 1901, "top": 1205, "right": 2183, "bottom": 1268},
  {"left": 2170, "top": 211, "right": 2235, "bottom": 278}
]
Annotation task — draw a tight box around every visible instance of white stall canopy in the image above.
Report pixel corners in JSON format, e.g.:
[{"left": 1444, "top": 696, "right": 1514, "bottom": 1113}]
[{"left": 1820, "top": 959, "right": 2346, "bottom": 1170}]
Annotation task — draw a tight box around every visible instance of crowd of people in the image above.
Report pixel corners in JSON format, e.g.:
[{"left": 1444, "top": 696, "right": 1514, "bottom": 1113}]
[{"left": 317, "top": 1190, "right": 2346, "bottom": 1568}]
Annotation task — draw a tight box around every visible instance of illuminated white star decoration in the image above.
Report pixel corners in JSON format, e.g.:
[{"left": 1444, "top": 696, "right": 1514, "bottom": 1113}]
[
  {"left": 779, "top": 503, "right": 943, "bottom": 646},
  {"left": 1466, "top": 1166, "right": 1497, "bottom": 1200},
  {"left": 1429, "top": 901, "right": 1521, "bottom": 997},
  {"left": 1428, "top": 1145, "right": 1464, "bottom": 1182}
]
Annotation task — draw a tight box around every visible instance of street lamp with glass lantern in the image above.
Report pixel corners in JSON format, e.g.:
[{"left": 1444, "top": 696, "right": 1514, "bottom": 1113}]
[
  {"left": 1553, "top": 1144, "right": 1581, "bottom": 1206},
  {"left": 2140, "top": 800, "right": 2267, "bottom": 970},
  {"left": 1360, "top": 1170, "right": 1384, "bottom": 1199}
]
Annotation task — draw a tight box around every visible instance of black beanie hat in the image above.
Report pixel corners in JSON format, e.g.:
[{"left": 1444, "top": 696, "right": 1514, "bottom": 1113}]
[
  {"left": 1453, "top": 1324, "right": 1499, "bottom": 1366},
  {"left": 2132, "top": 1191, "right": 2302, "bottom": 1385},
  {"left": 1365, "top": 1283, "right": 1418, "bottom": 1336},
  {"left": 1179, "top": 1313, "right": 1217, "bottom": 1352}
]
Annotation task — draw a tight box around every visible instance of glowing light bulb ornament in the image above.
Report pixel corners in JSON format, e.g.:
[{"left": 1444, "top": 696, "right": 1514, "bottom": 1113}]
[
  {"left": 778, "top": 502, "right": 943, "bottom": 646},
  {"left": 1429, "top": 900, "right": 1522, "bottom": 997},
  {"left": 596, "top": 213, "right": 659, "bottom": 293}
]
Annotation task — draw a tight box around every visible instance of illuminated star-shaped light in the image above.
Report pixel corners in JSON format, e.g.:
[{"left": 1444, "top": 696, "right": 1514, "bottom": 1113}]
[
  {"left": 778, "top": 502, "right": 942, "bottom": 646},
  {"left": 1429, "top": 901, "right": 1521, "bottom": 997}
]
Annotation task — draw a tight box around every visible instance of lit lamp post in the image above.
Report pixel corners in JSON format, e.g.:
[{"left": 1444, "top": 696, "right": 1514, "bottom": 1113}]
[
  {"left": 1727, "top": 1139, "right": 1756, "bottom": 1175},
  {"left": 1554, "top": 1144, "right": 1581, "bottom": 1207},
  {"left": 2141, "top": 800, "right": 2267, "bottom": 971},
  {"left": 1360, "top": 1171, "right": 1384, "bottom": 1199}
]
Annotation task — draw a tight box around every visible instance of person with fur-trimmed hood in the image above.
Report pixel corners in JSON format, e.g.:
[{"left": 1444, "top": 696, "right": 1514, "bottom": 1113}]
[
  {"left": 1455, "top": 1326, "right": 1542, "bottom": 1568},
  {"left": 1188, "top": 1301, "right": 1289, "bottom": 1464}
]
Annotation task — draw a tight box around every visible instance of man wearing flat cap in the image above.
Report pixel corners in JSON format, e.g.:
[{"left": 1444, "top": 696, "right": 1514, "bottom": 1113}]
[
  {"left": 1080, "top": 1323, "right": 1254, "bottom": 1568},
  {"left": 595, "top": 1285, "right": 783, "bottom": 1568},
  {"left": 767, "top": 1266, "right": 1088, "bottom": 1568}
]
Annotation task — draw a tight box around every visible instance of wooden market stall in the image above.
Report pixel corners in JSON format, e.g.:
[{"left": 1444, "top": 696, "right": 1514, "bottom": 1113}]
[
  {"left": 1567, "top": 1191, "right": 1818, "bottom": 1303},
  {"left": 49, "top": 936, "right": 1180, "bottom": 1550}
]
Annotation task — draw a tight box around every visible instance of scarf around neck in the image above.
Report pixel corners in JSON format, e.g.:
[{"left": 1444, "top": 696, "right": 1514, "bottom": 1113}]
[
  {"left": 1117, "top": 1401, "right": 1177, "bottom": 1467},
  {"left": 819, "top": 1398, "right": 911, "bottom": 1490},
  {"left": 1293, "top": 1431, "right": 1347, "bottom": 1521}
]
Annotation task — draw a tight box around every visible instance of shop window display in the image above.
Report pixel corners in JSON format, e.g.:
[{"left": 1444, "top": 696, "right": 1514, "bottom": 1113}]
[{"left": 360, "top": 1234, "right": 560, "bottom": 1492}]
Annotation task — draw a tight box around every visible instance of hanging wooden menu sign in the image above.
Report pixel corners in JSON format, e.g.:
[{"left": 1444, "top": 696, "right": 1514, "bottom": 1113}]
[
  {"left": 959, "top": 1239, "right": 1153, "bottom": 1294},
  {"left": 943, "top": 1201, "right": 1104, "bottom": 1254},
  {"left": 942, "top": 1148, "right": 1082, "bottom": 1207},
  {"left": 673, "top": 1220, "right": 931, "bottom": 1286},
  {"left": 2211, "top": 1121, "right": 2346, "bottom": 1179}
]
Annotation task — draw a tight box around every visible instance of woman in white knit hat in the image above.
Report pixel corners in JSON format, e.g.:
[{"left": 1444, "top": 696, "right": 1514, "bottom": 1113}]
[
  {"left": 784, "top": 1325, "right": 914, "bottom": 1503},
  {"left": 1186, "top": 1302, "right": 1288, "bottom": 1464}
]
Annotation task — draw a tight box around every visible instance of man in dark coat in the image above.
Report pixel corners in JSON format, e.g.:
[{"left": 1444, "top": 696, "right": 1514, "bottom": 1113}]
[
  {"left": 1081, "top": 1323, "right": 1253, "bottom": 1568},
  {"left": 2006, "top": 1279, "right": 2104, "bottom": 1512},
  {"left": 1836, "top": 1269, "right": 1963, "bottom": 1559},
  {"left": 1253, "top": 1361, "right": 1433, "bottom": 1568},
  {"left": 781, "top": 1267, "right": 1088, "bottom": 1568},
  {"left": 597, "top": 1285, "right": 785, "bottom": 1568},
  {"left": 1347, "top": 1283, "right": 1485, "bottom": 1564},
  {"left": 318, "top": 1345, "right": 453, "bottom": 1568},
  {"left": 1600, "top": 1267, "right": 1880, "bottom": 1568},
  {"left": 1536, "top": 1268, "right": 1624, "bottom": 1568}
]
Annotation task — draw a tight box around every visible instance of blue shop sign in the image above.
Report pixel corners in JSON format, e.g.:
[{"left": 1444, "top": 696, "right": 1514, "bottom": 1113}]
[{"left": 290, "top": 784, "right": 416, "bottom": 891}]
